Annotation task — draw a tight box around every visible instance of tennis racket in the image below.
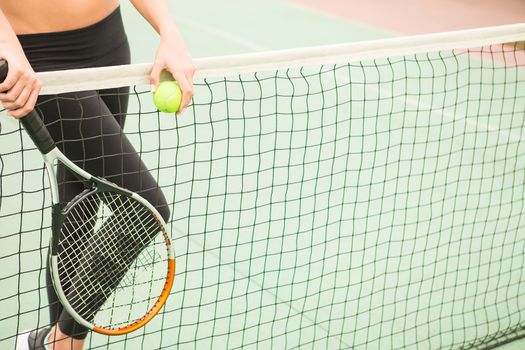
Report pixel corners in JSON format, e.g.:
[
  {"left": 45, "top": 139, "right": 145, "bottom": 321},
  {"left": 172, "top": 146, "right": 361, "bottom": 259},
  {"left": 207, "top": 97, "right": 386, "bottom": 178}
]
[{"left": 0, "top": 60, "right": 175, "bottom": 335}]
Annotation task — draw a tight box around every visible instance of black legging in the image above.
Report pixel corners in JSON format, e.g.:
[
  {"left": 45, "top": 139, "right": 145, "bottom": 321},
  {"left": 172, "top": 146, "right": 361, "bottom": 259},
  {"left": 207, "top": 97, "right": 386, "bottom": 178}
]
[{"left": 18, "top": 7, "right": 170, "bottom": 339}]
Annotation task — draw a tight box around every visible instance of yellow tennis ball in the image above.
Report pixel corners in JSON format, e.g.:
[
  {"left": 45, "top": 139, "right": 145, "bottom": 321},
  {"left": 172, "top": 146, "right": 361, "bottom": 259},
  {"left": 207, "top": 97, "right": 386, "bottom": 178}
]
[{"left": 153, "top": 81, "right": 182, "bottom": 113}]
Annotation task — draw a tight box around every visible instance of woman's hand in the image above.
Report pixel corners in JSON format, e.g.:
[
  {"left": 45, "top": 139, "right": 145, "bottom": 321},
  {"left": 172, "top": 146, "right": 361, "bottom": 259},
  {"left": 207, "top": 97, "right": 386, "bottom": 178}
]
[
  {"left": 0, "top": 10, "right": 41, "bottom": 118},
  {"left": 128, "top": 0, "right": 194, "bottom": 114},
  {"left": 0, "top": 50, "right": 40, "bottom": 119},
  {"left": 150, "top": 30, "right": 195, "bottom": 115},
  {"left": 0, "top": 8, "right": 40, "bottom": 118}
]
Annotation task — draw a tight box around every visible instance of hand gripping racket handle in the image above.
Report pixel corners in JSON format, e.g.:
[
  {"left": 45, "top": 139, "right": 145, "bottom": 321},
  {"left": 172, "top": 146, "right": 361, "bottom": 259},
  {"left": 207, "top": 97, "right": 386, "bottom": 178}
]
[{"left": 0, "top": 59, "right": 55, "bottom": 154}]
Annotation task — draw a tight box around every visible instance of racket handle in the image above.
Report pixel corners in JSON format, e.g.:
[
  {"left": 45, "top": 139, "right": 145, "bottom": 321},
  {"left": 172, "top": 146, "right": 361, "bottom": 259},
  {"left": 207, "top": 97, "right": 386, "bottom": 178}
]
[
  {"left": 0, "top": 60, "right": 55, "bottom": 154},
  {"left": 0, "top": 60, "right": 7, "bottom": 82},
  {"left": 20, "top": 111, "right": 56, "bottom": 154}
]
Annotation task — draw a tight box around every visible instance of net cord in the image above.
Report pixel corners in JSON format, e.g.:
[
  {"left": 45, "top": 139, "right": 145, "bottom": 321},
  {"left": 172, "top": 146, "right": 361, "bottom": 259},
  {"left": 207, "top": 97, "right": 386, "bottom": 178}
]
[{"left": 36, "top": 22, "right": 525, "bottom": 95}]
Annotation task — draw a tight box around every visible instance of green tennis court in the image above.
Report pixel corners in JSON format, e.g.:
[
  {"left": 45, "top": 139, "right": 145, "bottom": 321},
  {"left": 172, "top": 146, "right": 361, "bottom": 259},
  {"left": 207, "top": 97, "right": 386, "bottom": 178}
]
[{"left": 1, "top": 1, "right": 525, "bottom": 349}]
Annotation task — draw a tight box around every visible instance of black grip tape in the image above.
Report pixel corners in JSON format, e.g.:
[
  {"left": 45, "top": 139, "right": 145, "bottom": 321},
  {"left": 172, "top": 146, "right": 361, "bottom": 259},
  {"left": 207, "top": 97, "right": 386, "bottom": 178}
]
[
  {"left": 0, "top": 60, "right": 6, "bottom": 136},
  {"left": 0, "top": 60, "right": 55, "bottom": 154},
  {"left": 0, "top": 59, "right": 7, "bottom": 82},
  {"left": 20, "top": 111, "right": 55, "bottom": 154}
]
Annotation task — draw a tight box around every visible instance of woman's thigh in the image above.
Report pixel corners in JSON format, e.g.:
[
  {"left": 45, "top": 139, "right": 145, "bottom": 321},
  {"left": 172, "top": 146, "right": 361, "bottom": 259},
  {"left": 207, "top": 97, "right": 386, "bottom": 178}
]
[{"left": 36, "top": 91, "right": 170, "bottom": 220}]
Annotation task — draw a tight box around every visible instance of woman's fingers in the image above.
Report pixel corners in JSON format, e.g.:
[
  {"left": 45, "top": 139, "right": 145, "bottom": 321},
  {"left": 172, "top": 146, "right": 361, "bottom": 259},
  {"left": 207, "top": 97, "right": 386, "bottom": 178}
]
[
  {"left": 0, "top": 59, "right": 40, "bottom": 118},
  {"left": 151, "top": 34, "right": 195, "bottom": 115},
  {"left": 170, "top": 67, "right": 194, "bottom": 114}
]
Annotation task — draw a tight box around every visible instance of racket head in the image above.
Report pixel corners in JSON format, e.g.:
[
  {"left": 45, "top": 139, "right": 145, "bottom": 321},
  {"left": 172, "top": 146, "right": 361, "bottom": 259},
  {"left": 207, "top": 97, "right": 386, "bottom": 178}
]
[{"left": 49, "top": 169, "right": 175, "bottom": 335}]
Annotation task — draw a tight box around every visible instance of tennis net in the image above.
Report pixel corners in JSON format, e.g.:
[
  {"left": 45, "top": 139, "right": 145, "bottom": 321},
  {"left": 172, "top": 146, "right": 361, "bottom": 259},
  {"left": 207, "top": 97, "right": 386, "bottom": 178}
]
[{"left": 1, "top": 23, "right": 525, "bottom": 349}]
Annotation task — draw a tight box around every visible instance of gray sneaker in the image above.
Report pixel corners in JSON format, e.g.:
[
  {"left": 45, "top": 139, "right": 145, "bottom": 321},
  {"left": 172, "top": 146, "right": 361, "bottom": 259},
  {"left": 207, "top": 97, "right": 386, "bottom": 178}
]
[{"left": 16, "top": 327, "right": 51, "bottom": 350}]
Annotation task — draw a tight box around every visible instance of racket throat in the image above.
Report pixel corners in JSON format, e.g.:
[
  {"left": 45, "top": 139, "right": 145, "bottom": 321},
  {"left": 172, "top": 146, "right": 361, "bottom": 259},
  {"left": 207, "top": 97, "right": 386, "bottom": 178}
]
[{"left": 92, "top": 176, "right": 134, "bottom": 196}]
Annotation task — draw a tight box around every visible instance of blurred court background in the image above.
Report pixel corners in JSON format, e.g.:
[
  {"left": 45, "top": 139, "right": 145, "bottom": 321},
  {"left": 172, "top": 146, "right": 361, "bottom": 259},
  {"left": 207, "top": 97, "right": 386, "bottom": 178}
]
[
  {"left": 121, "top": 0, "right": 525, "bottom": 348},
  {"left": 130, "top": 0, "right": 525, "bottom": 347},
  {"left": 121, "top": 0, "right": 525, "bottom": 61}
]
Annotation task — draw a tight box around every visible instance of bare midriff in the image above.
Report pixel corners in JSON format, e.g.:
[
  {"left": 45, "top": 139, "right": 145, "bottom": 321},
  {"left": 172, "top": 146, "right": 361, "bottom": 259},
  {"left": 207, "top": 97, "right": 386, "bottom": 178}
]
[{"left": 0, "top": 0, "right": 119, "bottom": 34}]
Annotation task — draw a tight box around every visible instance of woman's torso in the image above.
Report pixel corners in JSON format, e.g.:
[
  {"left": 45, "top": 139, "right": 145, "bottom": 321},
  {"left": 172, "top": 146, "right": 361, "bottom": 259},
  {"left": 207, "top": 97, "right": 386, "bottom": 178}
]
[{"left": 0, "top": 0, "right": 119, "bottom": 34}]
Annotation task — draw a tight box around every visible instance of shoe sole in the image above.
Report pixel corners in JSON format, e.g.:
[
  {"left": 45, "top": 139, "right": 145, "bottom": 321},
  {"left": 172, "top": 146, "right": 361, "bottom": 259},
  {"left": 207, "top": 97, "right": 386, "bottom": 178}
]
[{"left": 16, "top": 331, "right": 30, "bottom": 350}]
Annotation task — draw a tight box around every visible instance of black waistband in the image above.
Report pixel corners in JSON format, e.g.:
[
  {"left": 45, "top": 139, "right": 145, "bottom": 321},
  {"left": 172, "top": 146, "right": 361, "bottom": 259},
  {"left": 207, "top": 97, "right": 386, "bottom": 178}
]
[{"left": 17, "top": 7, "right": 128, "bottom": 72}]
